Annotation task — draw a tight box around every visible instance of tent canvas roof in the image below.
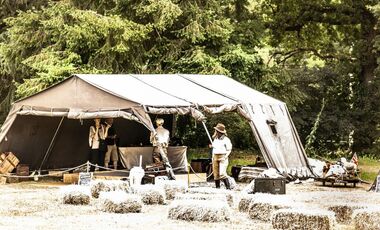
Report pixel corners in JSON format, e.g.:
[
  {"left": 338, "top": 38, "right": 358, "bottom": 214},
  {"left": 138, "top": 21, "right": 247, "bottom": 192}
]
[{"left": 0, "top": 74, "right": 314, "bottom": 178}]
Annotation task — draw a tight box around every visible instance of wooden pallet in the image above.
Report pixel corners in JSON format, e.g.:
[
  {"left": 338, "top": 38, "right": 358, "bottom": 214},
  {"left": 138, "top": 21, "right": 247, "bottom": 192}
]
[{"left": 315, "top": 176, "right": 360, "bottom": 187}]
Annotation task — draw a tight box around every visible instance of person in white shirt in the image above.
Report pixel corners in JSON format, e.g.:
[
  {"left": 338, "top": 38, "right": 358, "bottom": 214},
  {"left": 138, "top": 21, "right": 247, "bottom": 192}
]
[
  {"left": 150, "top": 118, "right": 175, "bottom": 180},
  {"left": 211, "top": 123, "right": 232, "bottom": 189},
  {"left": 88, "top": 118, "right": 106, "bottom": 171}
]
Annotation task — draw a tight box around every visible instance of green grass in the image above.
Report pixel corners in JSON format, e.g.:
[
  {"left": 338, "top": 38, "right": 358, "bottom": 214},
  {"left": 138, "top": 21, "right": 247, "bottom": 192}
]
[
  {"left": 187, "top": 149, "right": 380, "bottom": 182},
  {"left": 187, "top": 148, "right": 258, "bottom": 175},
  {"left": 358, "top": 156, "right": 380, "bottom": 182}
]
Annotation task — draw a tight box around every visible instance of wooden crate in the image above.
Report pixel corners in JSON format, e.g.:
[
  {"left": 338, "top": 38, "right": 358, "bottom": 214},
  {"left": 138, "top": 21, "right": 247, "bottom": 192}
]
[
  {"left": 0, "top": 153, "right": 5, "bottom": 161},
  {"left": 63, "top": 173, "right": 79, "bottom": 184},
  {"left": 6, "top": 152, "right": 19, "bottom": 167},
  {"left": 7, "top": 177, "right": 19, "bottom": 183},
  {"left": 0, "top": 177, "right": 6, "bottom": 185},
  {"left": 0, "top": 160, "right": 15, "bottom": 174}
]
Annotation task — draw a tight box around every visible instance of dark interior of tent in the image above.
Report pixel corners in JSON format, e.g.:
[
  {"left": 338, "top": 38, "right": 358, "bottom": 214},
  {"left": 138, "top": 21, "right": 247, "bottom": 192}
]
[{"left": 0, "top": 114, "right": 174, "bottom": 171}]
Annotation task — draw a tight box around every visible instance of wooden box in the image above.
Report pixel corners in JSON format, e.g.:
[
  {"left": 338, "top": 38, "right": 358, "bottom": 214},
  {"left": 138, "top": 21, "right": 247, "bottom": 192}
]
[
  {"left": 6, "top": 152, "right": 20, "bottom": 167},
  {"left": 254, "top": 178, "right": 286, "bottom": 194},
  {"left": 0, "top": 159, "right": 15, "bottom": 174},
  {"left": 0, "top": 177, "right": 6, "bottom": 185},
  {"left": 63, "top": 173, "right": 79, "bottom": 184}
]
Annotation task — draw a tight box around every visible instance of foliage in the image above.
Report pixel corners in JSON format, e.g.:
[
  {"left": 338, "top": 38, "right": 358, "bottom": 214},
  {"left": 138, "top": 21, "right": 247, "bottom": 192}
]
[{"left": 0, "top": 0, "right": 379, "bottom": 158}]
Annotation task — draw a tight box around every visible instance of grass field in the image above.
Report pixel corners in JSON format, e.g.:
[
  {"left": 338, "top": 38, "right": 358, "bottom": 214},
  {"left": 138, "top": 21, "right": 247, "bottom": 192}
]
[{"left": 187, "top": 148, "right": 380, "bottom": 182}]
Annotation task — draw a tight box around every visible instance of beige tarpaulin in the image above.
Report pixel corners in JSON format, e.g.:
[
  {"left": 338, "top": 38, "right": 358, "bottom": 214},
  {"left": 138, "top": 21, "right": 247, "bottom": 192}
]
[
  {"left": 0, "top": 74, "right": 314, "bottom": 178},
  {"left": 118, "top": 146, "right": 188, "bottom": 172}
]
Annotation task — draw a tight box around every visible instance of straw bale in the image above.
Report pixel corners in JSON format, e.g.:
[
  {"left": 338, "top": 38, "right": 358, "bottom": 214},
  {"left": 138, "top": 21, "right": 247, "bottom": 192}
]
[
  {"left": 99, "top": 191, "right": 143, "bottom": 213},
  {"left": 60, "top": 185, "right": 91, "bottom": 205},
  {"left": 352, "top": 208, "right": 380, "bottom": 230},
  {"left": 247, "top": 194, "right": 295, "bottom": 221},
  {"left": 155, "top": 180, "right": 188, "bottom": 200},
  {"left": 174, "top": 193, "right": 227, "bottom": 203},
  {"left": 132, "top": 184, "right": 166, "bottom": 205},
  {"left": 168, "top": 200, "right": 231, "bottom": 222},
  {"left": 90, "top": 180, "right": 130, "bottom": 198},
  {"left": 326, "top": 203, "right": 367, "bottom": 224},
  {"left": 238, "top": 194, "right": 257, "bottom": 212},
  {"left": 187, "top": 187, "right": 234, "bottom": 206},
  {"left": 271, "top": 208, "right": 336, "bottom": 230}
]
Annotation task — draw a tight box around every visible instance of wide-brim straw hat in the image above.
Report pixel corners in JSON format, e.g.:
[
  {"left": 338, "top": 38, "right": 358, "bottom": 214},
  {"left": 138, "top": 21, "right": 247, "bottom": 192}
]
[{"left": 214, "top": 123, "right": 226, "bottom": 134}]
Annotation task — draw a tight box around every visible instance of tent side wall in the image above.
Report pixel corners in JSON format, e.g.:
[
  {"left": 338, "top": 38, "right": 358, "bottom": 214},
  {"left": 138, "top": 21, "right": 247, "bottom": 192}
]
[{"left": 0, "top": 115, "right": 151, "bottom": 170}]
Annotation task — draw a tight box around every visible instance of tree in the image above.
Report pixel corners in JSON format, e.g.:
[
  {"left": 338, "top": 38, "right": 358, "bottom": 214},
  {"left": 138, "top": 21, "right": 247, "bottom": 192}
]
[{"left": 260, "top": 0, "right": 380, "bottom": 153}]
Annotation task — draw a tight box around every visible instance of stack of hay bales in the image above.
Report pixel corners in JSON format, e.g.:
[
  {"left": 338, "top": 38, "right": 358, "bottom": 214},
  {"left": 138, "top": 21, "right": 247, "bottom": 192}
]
[
  {"left": 325, "top": 203, "right": 367, "bottom": 224},
  {"left": 168, "top": 200, "right": 231, "bottom": 222},
  {"left": 99, "top": 191, "right": 143, "bottom": 213},
  {"left": 60, "top": 185, "right": 91, "bottom": 205},
  {"left": 132, "top": 184, "right": 166, "bottom": 205},
  {"left": 188, "top": 187, "right": 234, "bottom": 207},
  {"left": 155, "top": 180, "right": 188, "bottom": 200},
  {"left": 247, "top": 194, "right": 295, "bottom": 221},
  {"left": 90, "top": 180, "right": 130, "bottom": 198},
  {"left": 352, "top": 208, "right": 380, "bottom": 230},
  {"left": 271, "top": 208, "right": 336, "bottom": 230}
]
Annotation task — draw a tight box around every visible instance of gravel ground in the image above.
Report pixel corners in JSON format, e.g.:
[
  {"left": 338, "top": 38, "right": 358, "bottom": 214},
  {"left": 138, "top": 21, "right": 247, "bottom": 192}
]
[{"left": 0, "top": 179, "right": 379, "bottom": 230}]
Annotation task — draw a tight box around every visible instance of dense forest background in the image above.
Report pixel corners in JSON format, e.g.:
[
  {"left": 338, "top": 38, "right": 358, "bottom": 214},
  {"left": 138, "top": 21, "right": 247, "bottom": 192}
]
[{"left": 0, "top": 0, "right": 379, "bottom": 158}]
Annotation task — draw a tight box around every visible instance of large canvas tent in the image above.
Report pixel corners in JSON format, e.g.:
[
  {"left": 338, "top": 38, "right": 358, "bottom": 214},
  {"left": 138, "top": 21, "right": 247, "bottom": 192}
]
[{"left": 0, "top": 74, "right": 314, "bottom": 178}]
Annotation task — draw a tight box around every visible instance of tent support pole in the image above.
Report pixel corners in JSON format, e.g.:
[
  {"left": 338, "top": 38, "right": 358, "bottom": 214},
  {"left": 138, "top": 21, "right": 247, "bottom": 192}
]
[
  {"left": 38, "top": 116, "right": 65, "bottom": 171},
  {"left": 201, "top": 121, "right": 213, "bottom": 144}
]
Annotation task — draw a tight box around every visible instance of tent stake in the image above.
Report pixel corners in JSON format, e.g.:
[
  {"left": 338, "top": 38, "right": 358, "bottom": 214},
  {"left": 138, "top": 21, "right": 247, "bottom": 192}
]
[{"left": 38, "top": 116, "right": 65, "bottom": 171}]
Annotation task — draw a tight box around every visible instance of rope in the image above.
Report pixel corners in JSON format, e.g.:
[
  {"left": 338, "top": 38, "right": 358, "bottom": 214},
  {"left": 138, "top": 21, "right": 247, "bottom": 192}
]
[
  {"left": 188, "top": 163, "right": 214, "bottom": 179},
  {"left": 0, "top": 163, "right": 88, "bottom": 178},
  {"left": 0, "top": 162, "right": 191, "bottom": 179}
]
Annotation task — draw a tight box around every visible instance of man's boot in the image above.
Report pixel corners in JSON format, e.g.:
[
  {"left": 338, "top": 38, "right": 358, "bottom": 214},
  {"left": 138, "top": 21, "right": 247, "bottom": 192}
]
[
  {"left": 223, "top": 178, "right": 231, "bottom": 190},
  {"left": 215, "top": 179, "right": 220, "bottom": 188},
  {"left": 113, "top": 161, "right": 118, "bottom": 170}
]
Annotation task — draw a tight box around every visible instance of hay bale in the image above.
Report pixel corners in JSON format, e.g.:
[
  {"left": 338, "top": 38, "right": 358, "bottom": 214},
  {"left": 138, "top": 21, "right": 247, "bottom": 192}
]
[
  {"left": 99, "top": 191, "right": 143, "bottom": 213},
  {"left": 247, "top": 194, "right": 295, "bottom": 221},
  {"left": 175, "top": 193, "right": 227, "bottom": 203},
  {"left": 326, "top": 203, "right": 367, "bottom": 224},
  {"left": 238, "top": 194, "right": 257, "bottom": 212},
  {"left": 272, "top": 208, "right": 336, "bottom": 230},
  {"left": 155, "top": 180, "right": 188, "bottom": 200},
  {"left": 352, "top": 208, "right": 380, "bottom": 230},
  {"left": 168, "top": 200, "right": 231, "bottom": 222},
  {"left": 188, "top": 187, "right": 234, "bottom": 206},
  {"left": 90, "top": 180, "right": 130, "bottom": 198},
  {"left": 132, "top": 184, "right": 166, "bottom": 205},
  {"left": 60, "top": 185, "right": 91, "bottom": 205}
]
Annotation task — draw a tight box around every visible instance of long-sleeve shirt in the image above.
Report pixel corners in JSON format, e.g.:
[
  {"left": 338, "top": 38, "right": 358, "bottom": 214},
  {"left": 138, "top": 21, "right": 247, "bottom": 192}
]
[
  {"left": 151, "top": 126, "right": 170, "bottom": 147},
  {"left": 212, "top": 135, "right": 232, "bottom": 155},
  {"left": 89, "top": 125, "right": 106, "bottom": 149}
]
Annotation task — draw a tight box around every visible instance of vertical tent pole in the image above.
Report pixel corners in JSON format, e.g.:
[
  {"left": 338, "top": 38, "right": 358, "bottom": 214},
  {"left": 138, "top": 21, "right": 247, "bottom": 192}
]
[{"left": 38, "top": 116, "right": 65, "bottom": 171}]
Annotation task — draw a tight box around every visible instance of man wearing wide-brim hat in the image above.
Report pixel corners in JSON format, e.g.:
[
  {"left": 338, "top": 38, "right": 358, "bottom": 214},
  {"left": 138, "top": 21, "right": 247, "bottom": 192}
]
[{"left": 211, "top": 123, "right": 232, "bottom": 189}]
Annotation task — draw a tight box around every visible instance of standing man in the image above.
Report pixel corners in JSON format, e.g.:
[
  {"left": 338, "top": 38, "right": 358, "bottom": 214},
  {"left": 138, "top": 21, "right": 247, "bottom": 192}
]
[
  {"left": 211, "top": 123, "right": 232, "bottom": 189},
  {"left": 88, "top": 118, "right": 106, "bottom": 171},
  {"left": 150, "top": 118, "right": 176, "bottom": 180},
  {"left": 104, "top": 118, "right": 119, "bottom": 170}
]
